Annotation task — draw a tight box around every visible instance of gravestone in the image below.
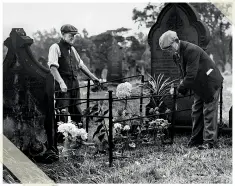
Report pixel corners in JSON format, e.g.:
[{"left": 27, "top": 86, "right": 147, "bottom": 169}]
[
  {"left": 224, "top": 62, "right": 232, "bottom": 75},
  {"left": 107, "top": 37, "right": 123, "bottom": 82},
  {"left": 141, "top": 43, "right": 151, "bottom": 74},
  {"left": 148, "top": 3, "right": 210, "bottom": 126},
  {"left": 101, "top": 65, "right": 108, "bottom": 81},
  {"left": 3, "top": 28, "right": 56, "bottom": 158}
]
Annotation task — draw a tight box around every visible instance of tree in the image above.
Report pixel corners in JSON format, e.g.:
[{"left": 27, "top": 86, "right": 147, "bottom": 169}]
[
  {"left": 132, "top": 3, "right": 165, "bottom": 28},
  {"left": 135, "top": 31, "right": 146, "bottom": 45},
  {"left": 89, "top": 27, "right": 131, "bottom": 76},
  {"left": 191, "top": 3, "right": 232, "bottom": 67},
  {"left": 82, "top": 28, "right": 89, "bottom": 39},
  {"left": 31, "top": 28, "right": 60, "bottom": 61}
]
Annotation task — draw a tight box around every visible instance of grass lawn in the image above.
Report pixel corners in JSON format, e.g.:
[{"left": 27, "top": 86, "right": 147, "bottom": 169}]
[
  {"left": 221, "top": 74, "right": 232, "bottom": 124},
  {"left": 3, "top": 75, "right": 232, "bottom": 184},
  {"left": 38, "top": 74, "right": 232, "bottom": 184},
  {"left": 36, "top": 135, "right": 232, "bottom": 184}
]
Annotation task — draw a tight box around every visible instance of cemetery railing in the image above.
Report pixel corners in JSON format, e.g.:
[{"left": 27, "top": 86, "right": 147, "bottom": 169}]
[{"left": 53, "top": 75, "right": 225, "bottom": 167}]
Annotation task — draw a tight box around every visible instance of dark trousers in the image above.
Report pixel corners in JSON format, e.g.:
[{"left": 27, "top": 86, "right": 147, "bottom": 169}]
[
  {"left": 55, "top": 76, "right": 82, "bottom": 123},
  {"left": 189, "top": 88, "right": 220, "bottom": 145}
]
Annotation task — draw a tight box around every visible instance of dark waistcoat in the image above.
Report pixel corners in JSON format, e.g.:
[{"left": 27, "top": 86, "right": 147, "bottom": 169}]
[{"left": 57, "top": 39, "right": 79, "bottom": 80}]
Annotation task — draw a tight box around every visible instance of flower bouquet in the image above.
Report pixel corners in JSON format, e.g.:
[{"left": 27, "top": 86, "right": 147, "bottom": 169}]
[{"left": 57, "top": 120, "right": 88, "bottom": 157}]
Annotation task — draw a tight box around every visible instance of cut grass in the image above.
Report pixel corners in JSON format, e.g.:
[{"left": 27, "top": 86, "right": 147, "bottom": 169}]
[
  {"left": 3, "top": 75, "right": 232, "bottom": 184},
  {"left": 4, "top": 135, "right": 232, "bottom": 184},
  {"left": 42, "top": 74, "right": 232, "bottom": 183},
  {"left": 34, "top": 135, "right": 232, "bottom": 184}
]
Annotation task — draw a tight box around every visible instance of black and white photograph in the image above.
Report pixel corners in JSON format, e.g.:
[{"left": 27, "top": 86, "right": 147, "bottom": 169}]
[{"left": 2, "top": 0, "right": 233, "bottom": 184}]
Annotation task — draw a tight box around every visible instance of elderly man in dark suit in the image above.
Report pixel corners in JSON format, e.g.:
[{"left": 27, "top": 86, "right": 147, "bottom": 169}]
[{"left": 159, "top": 30, "right": 223, "bottom": 149}]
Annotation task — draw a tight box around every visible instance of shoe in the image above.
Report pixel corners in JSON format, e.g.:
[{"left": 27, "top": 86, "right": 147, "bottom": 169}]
[{"left": 198, "top": 143, "right": 214, "bottom": 150}]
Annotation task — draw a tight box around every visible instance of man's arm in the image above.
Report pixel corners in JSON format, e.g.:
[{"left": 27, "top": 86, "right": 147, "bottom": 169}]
[
  {"left": 50, "top": 66, "right": 67, "bottom": 92},
  {"left": 48, "top": 44, "right": 67, "bottom": 92},
  {"left": 80, "top": 63, "right": 99, "bottom": 81},
  {"left": 179, "top": 48, "right": 200, "bottom": 89},
  {"left": 72, "top": 47, "right": 99, "bottom": 81}
]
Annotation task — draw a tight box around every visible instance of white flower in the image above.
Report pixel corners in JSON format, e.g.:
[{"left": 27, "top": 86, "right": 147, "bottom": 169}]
[
  {"left": 150, "top": 121, "right": 156, "bottom": 125},
  {"left": 123, "top": 125, "right": 130, "bottom": 131},
  {"left": 156, "top": 119, "right": 165, "bottom": 122},
  {"left": 81, "top": 132, "right": 88, "bottom": 140},
  {"left": 77, "top": 128, "right": 88, "bottom": 140},
  {"left": 57, "top": 121, "right": 88, "bottom": 140},
  {"left": 114, "top": 123, "right": 122, "bottom": 129},
  {"left": 116, "top": 82, "right": 132, "bottom": 99},
  {"left": 122, "top": 110, "right": 127, "bottom": 117},
  {"left": 57, "top": 121, "right": 64, "bottom": 126}
]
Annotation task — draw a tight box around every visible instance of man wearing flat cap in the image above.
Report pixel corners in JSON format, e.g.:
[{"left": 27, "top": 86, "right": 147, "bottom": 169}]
[
  {"left": 159, "top": 30, "right": 223, "bottom": 150},
  {"left": 48, "top": 24, "right": 100, "bottom": 130}
]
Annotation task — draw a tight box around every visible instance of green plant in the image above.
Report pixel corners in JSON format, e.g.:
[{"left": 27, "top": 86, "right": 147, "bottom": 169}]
[{"left": 146, "top": 73, "right": 178, "bottom": 100}]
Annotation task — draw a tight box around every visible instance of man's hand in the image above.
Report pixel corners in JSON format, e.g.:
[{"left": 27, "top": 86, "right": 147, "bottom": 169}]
[
  {"left": 177, "top": 81, "right": 188, "bottom": 96},
  {"left": 93, "top": 79, "right": 101, "bottom": 86},
  {"left": 91, "top": 79, "right": 102, "bottom": 92},
  {"left": 59, "top": 81, "right": 67, "bottom": 92}
]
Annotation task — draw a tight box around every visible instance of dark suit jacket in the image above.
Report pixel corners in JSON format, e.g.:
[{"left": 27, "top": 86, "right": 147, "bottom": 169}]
[{"left": 178, "top": 41, "right": 223, "bottom": 103}]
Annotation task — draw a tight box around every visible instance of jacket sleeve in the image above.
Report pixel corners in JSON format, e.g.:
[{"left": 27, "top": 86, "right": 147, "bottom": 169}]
[{"left": 180, "top": 47, "right": 200, "bottom": 89}]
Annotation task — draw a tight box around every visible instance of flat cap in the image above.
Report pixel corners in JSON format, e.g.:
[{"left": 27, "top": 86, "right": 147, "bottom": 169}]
[
  {"left": 60, "top": 24, "right": 78, "bottom": 34},
  {"left": 159, "top": 30, "right": 178, "bottom": 50}
]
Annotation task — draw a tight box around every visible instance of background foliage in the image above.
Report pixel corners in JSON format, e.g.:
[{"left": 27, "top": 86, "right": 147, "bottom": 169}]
[{"left": 3, "top": 2, "right": 232, "bottom": 76}]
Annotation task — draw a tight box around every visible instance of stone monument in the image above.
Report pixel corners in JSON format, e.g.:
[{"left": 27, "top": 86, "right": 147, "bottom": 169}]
[
  {"left": 107, "top": 36, "right": 123, "bottom": 82},
  {"left": 148, "top": 3, "right": 210, "bottom": 126},
  {"left": 3, "top": 28, "right": 56, "bottom": 159}
]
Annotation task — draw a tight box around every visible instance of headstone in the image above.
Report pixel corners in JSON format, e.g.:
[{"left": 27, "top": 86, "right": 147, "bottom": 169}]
[
  {"left": 217, "top": 64, "right": 224, "bottom": 73},
  {"left": 141, "top": 44, "right": 151, "bottom": 74},
  {"left": 224, "top": 62, "right": 232, "bottom": 75},
  {"left": 38, "top": 57, "right": 49, "bottom": 69},
  {"left": 216, "top": 60, "right": 224, "bottom": 73},
  {"left": 148, "top": 3, "right": 210, "bottom": 126},
  {"left": 3, "top": 28, "right": 56, "bottom": 158},
  {"left": 101, "top": 65, "right": 108, "bottom": 81},
  {"left": 107, "top": 37, "right": 123, "bottom": 82}
]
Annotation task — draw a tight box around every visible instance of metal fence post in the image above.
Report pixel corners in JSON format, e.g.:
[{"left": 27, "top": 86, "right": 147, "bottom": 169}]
[
  {"left": 218, "top": 83, "right": 223, "bottom": 137},
  {"left": 170, "top": 85, "right": 177, "bottom": 143},
  {"left": 108, "top": 90, "right": 113, "bottom": 167},
  {"left": 220, "top": 83, "right": 223, "bottom": 127},
  {"left": 86, "top": 79, "right": 90, "bottom": 133},
  {"left": 140, "top": 75, "right": 144, "bottom": 118}
]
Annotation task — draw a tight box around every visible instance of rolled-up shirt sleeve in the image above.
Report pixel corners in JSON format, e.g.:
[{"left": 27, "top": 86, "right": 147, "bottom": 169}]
[
  {"left": 48, "top": 43, "right": 60, "bottom": 68},
  {"left": 71, "top": 46, "right": 84, "bottom": 68}
]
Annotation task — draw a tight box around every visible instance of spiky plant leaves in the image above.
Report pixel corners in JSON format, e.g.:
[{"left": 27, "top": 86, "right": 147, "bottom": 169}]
[{"left": 93, "top": 124, "right": 104, "bottom": 138}]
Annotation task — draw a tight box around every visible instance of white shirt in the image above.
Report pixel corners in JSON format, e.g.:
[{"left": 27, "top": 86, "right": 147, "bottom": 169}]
[{"left": 48, "top": 43, "right": 84, "bottom": 68}]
